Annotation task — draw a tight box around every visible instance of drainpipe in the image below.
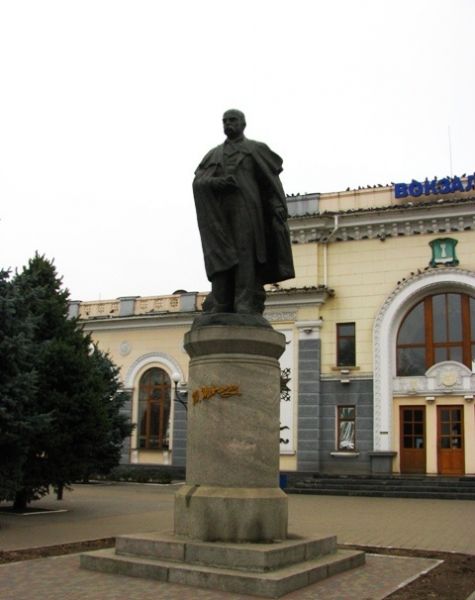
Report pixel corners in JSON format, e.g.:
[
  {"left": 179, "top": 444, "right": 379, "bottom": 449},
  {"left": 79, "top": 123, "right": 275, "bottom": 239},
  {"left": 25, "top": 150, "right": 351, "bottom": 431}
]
[{"left": 323, "top": 215, "right": 339, "bottom": 287}]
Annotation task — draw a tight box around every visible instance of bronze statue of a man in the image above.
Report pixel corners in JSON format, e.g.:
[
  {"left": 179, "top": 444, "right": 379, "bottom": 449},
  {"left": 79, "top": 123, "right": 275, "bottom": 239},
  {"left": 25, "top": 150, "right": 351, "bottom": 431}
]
[{"left": 192, "top": 109, "right": 295, "bottom": 316}]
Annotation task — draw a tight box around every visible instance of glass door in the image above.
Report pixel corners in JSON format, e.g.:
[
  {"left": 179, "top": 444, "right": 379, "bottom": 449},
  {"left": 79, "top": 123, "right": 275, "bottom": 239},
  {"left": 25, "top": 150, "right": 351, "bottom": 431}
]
[
  {"left": 437, "top": 406, "right": 464, "bottom": 475},
  {"left": 400, "top": 406, "right": 426, "bottom": 474}
]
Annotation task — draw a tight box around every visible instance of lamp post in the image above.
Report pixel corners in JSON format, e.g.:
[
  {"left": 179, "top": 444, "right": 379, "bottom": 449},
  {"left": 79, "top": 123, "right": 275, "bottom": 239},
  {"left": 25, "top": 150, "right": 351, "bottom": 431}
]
[{"left": 171, "top": 372, "right": 188, "bottom": 412}]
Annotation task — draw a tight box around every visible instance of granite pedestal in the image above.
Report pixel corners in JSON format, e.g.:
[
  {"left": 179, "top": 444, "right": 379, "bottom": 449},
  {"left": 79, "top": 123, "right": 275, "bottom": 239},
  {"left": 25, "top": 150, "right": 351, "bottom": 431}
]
[{"left": 175, "top": 324, "right": 287, "bottom": 542}]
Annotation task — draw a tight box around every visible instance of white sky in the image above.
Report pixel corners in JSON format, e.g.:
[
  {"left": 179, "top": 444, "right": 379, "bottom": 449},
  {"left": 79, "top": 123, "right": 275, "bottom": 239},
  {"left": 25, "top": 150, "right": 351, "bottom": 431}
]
[{"left": 1, "top": 0, "right": 474, "bottom": 301}]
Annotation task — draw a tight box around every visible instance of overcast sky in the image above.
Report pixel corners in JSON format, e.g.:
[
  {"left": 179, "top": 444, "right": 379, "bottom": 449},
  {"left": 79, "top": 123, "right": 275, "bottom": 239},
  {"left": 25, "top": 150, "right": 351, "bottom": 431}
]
[{"left": 1, "top": 0, "right": 474, "bottom": 301}]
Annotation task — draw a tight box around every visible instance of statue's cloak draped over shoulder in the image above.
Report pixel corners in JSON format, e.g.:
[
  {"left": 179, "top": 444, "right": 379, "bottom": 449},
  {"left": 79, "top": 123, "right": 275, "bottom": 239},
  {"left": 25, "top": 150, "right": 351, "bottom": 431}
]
[{"left": 192, "top": 138, "right": 295, "bottom": 284}]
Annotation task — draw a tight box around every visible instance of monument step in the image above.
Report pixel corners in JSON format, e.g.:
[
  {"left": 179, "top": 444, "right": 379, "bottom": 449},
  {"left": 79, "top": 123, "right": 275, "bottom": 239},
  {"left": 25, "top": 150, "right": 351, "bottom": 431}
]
[
  {"left": 115, "top": 531, "right": 338, "bottom": 571},
  {"left": 80, "top": 546, "right": 365, "bottom": 598}
]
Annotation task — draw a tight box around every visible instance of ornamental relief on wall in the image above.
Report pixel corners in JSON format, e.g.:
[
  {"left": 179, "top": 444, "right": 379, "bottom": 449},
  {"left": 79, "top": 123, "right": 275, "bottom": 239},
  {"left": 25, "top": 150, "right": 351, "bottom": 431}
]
[{"left": 393, "top": 361, "right": 475, "bottom": 396}]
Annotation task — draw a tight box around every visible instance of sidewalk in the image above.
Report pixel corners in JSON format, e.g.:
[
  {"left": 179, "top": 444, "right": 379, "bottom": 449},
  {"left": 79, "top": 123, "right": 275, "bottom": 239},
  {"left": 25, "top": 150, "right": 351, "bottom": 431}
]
[
  {"left": 0, "top": 483, "right": 474, "bottom": 599},
  {"left": 1, "top": 483, "right": 474, "bottom": 554}
]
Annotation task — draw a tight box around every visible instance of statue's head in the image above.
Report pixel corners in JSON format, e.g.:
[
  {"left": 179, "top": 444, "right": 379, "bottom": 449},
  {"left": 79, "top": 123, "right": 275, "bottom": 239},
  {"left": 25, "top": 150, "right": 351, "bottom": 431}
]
[{"left": 223, "top": 109, "right": 246, "bottom": 140}]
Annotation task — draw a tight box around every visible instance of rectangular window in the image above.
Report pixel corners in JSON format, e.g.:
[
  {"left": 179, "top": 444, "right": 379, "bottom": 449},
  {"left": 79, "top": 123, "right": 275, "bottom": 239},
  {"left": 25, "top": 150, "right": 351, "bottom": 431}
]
[
  {"left": 337, "top": 323, "right": 356, "bottom": 366},
  {"left": 337, "top": 406, "right": 356, "bottom": 450}
]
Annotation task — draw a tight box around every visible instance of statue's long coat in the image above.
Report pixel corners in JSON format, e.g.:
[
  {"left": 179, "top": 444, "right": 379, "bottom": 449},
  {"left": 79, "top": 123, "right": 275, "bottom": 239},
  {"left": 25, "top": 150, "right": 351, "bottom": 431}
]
[{"left": 192, "top": 138, "right": 295, "bottom": 284}]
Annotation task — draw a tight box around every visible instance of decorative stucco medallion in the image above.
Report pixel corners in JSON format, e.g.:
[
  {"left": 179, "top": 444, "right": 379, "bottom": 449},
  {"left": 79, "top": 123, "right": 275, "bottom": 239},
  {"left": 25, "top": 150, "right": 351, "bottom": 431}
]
[
  {"left": 439, "top": 369, "right": 459, "bottom": 387},
  {"left": 119, "top": 341, "right": 132, "bottom": 357}
]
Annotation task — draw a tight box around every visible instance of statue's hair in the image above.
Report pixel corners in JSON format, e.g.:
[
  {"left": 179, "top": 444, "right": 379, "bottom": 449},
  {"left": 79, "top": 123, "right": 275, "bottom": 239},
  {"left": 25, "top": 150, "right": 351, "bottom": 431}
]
[{"left": 223, "top": 109, "right": 246, "bottom": 126}]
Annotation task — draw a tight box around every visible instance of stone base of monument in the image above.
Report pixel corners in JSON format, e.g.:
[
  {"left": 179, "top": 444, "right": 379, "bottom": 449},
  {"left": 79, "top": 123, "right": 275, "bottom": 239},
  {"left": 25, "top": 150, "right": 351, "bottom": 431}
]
[
  {"left": 174, "top": 485, "right": 288, "bottom": 541},
  {"left": 80, "top": 531, "right": 365, "bottom": 598},
  {"left": 80, "top": 323, "right": 365, "bottom": 596}
]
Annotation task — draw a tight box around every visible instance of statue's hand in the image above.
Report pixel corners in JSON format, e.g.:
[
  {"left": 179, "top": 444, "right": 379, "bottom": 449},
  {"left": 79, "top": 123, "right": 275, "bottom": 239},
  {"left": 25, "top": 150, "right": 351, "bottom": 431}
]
[
  {"left": 274, "top": 206, "right": 288, "bottom": 222},
  {"left": 224, "top": 175, "right": 238, "bottom": 190},
  {"left": 211, "top": 176, "right": 238, "bottom": 192}
]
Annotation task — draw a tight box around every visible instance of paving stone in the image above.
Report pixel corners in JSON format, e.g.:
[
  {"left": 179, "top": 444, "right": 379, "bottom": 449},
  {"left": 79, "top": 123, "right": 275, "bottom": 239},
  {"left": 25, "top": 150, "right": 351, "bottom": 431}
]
[{"left": 0, "top": 553, "right": 440, "bottom": 600}]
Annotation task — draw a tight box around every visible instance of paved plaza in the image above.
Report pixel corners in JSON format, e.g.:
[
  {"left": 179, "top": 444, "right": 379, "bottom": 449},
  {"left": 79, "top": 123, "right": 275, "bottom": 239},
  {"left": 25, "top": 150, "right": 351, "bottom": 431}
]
[{"left": 0, "top": 483, "right": 474, "bottom": 599}]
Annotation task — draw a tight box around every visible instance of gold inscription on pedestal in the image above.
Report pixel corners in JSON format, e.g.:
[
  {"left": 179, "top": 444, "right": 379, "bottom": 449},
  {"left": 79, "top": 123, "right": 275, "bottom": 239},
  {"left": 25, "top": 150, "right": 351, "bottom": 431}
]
[{"left": 192, "top": 385, "right": 241, "bottom": 405}]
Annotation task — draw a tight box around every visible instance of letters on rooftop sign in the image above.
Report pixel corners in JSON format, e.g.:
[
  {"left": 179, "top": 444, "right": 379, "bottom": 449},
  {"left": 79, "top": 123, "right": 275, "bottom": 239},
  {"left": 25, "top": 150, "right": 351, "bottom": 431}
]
[{"left": 394, "top": 174, "right": 475, "bottom": 199}]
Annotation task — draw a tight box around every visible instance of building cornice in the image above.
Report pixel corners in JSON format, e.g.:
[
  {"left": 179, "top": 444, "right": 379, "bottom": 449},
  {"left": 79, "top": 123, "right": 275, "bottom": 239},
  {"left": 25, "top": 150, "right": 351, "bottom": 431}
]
[
  {"left": 289, "top": 197, "right": 475, "bottom": 244},
  {"left": 77, "top": 285, "right": 334, "bottom": 331},
  {"left": 266, "top": 286, "right": 334, "bottom": 306},
  {"left": 80, "top": 312, "right": 195, "bottom": 331}
]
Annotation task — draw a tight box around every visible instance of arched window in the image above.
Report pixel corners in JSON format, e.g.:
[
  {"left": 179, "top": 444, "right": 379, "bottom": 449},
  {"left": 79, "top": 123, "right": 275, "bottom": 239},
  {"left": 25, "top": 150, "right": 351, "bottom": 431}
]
[
  {"left": 138, "top": 368, "right": 171, "bottom": 450},
  {"left": 397, "top": 293, "right": 475, "bottom": 376}
]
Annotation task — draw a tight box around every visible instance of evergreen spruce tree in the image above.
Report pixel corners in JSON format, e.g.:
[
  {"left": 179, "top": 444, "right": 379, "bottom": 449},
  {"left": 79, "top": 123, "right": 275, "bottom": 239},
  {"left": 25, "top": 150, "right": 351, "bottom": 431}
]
[
  {"left": 0, "top": 270, "right": 46, "bottom": 503},
  {"left": 2, "top": 254, "right": 132, "bottom": 509}
]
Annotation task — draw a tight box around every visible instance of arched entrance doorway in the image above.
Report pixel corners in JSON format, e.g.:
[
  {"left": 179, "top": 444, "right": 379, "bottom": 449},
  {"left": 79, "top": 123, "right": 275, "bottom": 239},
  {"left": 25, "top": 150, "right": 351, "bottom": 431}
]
[
  {"left": 373, "top": 268, "right": 475, "bottom": 475},
  {"left": 396, "top": 291, "right": 474, "bottom": 474}
]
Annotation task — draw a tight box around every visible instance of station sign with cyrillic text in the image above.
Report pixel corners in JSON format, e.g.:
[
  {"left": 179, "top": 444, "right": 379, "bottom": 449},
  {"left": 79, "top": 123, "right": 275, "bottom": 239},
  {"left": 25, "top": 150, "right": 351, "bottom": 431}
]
[{"left": 394, "top": 174, "right": 474, "bottom": 199}]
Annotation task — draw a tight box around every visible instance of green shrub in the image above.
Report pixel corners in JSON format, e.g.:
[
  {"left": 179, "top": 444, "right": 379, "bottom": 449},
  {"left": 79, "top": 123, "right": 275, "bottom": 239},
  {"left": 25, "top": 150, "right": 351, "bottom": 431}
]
[{"left": 94, "top": 465, "right": 173, "bottom": 484}]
